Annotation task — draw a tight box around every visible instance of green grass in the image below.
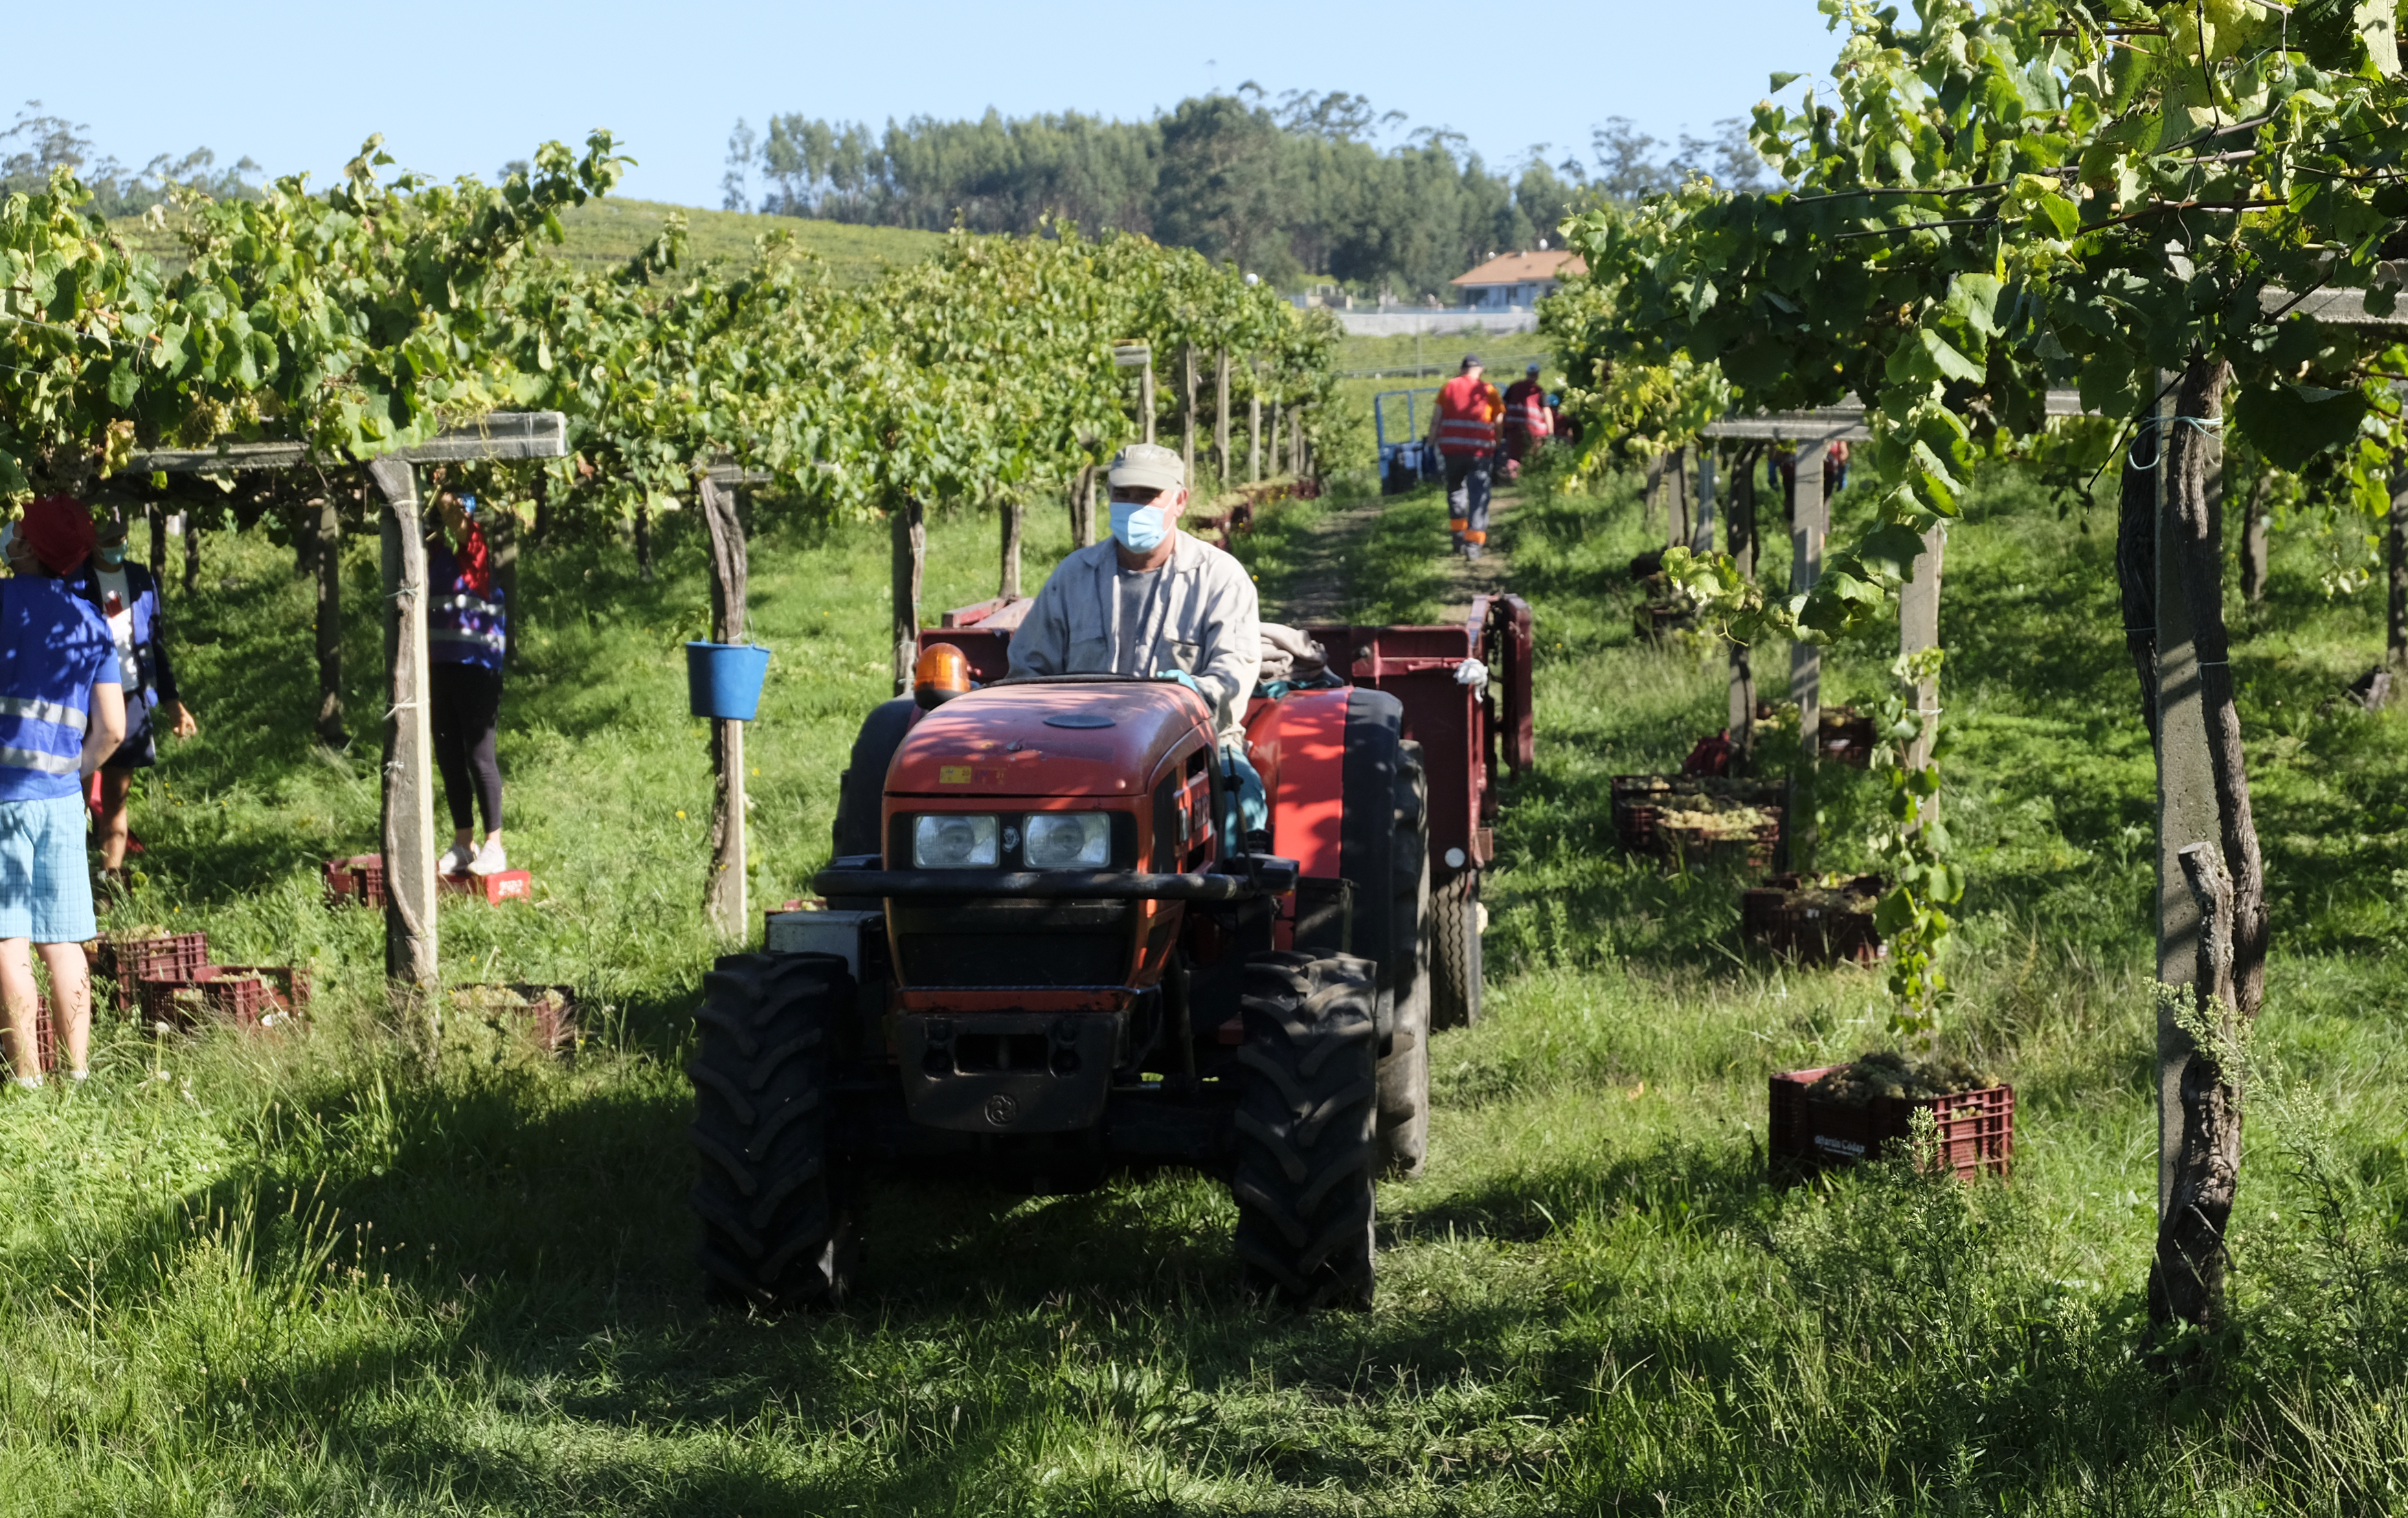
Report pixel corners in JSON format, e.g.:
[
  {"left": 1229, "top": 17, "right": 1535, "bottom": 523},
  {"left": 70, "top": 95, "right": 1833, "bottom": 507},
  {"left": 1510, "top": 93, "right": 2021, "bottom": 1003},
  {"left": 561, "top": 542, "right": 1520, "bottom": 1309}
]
[{"left": 3, "top": 467, "right": 2408, "bottom": 1513}]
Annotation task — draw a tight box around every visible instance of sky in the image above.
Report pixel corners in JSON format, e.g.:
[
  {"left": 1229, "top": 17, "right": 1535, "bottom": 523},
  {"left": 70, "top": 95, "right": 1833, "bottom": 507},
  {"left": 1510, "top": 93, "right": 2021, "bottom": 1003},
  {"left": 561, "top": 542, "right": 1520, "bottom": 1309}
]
[{"left": 10, "top": 1, "right": 1845, "bottom": 210}]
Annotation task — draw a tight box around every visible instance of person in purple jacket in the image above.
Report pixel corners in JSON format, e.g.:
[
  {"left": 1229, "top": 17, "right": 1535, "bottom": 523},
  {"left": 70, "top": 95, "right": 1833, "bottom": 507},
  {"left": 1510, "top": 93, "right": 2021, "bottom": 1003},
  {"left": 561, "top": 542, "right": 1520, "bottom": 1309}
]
[
  {"left": 428, "top": 490, "right": 510, "bottom": 878},
  {"left": 0, "top": 499, "right": 126, "bottom": 1090},
  {"left": 69, "top": 513, "right": 198, "bottom": 889}
]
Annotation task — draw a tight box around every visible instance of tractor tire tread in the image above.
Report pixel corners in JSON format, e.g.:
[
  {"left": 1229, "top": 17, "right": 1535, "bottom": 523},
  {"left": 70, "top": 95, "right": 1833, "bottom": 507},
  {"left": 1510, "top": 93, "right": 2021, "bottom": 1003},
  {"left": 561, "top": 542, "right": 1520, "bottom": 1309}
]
[{"left": 1233, "top": 951, "right": 1378, "bottom": 1310}]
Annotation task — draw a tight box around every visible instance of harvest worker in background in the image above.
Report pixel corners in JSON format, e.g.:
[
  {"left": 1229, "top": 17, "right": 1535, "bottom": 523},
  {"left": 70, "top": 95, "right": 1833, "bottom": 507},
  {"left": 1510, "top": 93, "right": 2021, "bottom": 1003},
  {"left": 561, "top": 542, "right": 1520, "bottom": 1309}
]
[
  {"left": 1428, "top": 354, "right": 1499, "bottom": 561},
  {"left": 0, "top": 500, "right": 126, "bottom": 1090},
  {"left": 427, "top": 489, "right": 510, "bottom": 878},
  {"left": 70, "top": 513, "right": 196, "bottom": 891},
  {"left": 1008, "top": 442, "right": 1268, "bottom": 839},
  {"left": 1501, "top": 361, "right": 1553, "bottom": 480}
]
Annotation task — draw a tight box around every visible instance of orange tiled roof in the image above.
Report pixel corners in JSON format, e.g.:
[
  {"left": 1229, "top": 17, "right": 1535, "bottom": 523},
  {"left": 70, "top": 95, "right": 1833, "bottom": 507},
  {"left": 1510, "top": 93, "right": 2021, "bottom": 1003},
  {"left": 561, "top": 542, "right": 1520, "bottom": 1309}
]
[{"left": 1449, "top": 249, "right": 1586, "bottom": 287}]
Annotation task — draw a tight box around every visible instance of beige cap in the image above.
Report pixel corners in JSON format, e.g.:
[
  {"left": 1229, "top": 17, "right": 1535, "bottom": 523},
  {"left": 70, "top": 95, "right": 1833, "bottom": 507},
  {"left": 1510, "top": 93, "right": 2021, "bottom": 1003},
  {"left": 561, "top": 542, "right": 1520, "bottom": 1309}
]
[{"left": 1107, "top": 441, "right": 1185, "bottom": 493}]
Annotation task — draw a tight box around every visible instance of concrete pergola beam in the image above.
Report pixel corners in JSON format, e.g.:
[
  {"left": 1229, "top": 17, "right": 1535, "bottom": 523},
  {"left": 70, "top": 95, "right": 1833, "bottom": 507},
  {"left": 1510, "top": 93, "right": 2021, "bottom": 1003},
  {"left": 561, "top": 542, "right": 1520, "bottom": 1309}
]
[{"left": 127, "top": 412, "right": 569, "bottom": 475}]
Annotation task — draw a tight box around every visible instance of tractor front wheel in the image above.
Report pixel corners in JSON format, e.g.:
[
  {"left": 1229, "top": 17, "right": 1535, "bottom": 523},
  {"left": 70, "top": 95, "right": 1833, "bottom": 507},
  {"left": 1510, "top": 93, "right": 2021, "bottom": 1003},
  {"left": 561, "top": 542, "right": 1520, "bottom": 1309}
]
[
  {"left": 689, "top": 952, "right": 859, "bottom": 1310},
  {"left": 1233, "top": 950, "right": 1380, "bottom": 1309}
]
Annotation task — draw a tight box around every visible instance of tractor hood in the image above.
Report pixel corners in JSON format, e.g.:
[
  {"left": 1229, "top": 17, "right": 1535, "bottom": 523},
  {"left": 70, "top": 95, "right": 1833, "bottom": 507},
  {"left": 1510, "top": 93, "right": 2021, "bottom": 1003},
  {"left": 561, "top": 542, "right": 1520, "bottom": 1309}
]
[{"left": 887, "top": 680, "right": 1213, "bottom": 799}]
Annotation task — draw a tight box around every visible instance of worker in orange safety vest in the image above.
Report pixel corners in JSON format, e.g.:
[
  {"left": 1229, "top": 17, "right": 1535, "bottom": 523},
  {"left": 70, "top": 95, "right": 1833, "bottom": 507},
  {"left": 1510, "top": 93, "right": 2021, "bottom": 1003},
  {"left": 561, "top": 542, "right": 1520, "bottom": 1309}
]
[
  {"left": 1426, "top": 354, "right": 1500, "bottom": 561},
  {"left": 1500, "top": 361, "right": 1553, "bottom": 480}
]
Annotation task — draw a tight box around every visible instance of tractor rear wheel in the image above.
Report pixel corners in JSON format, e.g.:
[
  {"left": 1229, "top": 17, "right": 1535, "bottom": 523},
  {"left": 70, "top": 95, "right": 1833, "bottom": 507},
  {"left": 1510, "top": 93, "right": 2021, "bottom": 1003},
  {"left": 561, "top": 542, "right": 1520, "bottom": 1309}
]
[
  {"left": 1233, "top": 950, "right": 1380, "bottom": 1309},
  {"left": 689, "top": 952, "right": 859, "bottom": 1310},
  {"left": 1430, "top": 871, "right": 1483, "bottom": 1029},
  {"left": 1377, "top": 743, "right": 1432, "bottom": 1178}
]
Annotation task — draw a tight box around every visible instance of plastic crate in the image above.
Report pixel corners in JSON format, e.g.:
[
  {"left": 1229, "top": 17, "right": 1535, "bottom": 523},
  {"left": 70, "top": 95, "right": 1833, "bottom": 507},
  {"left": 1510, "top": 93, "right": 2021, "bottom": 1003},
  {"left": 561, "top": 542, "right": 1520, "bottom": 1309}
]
[
  {"left": 141, "top": 966, "right": 310, "bottom": 1032},
  {"left": 324, "top": 854, "right": 387, "bottom": 909},
  {"left": 1768, "top": 1065, "right": 2013, "bottom": 1185},
  {"left": 448, "top": 982, "right": 578, "bottom": 1055},
  {"left": 5, "top": 994, "right": 58, "bottom": 1074},
  {"left": 1611, "top": 774, "right": 1785, "bottom": 869},
  {"left": 1742, "top": 874, "right": 1887, "bottom": 966},
  {"left": 439, "top": 869, "right": 531, "bottom": 904},
  {"left": 93, "top": 930, "right": 211, "bottom": 1011}
]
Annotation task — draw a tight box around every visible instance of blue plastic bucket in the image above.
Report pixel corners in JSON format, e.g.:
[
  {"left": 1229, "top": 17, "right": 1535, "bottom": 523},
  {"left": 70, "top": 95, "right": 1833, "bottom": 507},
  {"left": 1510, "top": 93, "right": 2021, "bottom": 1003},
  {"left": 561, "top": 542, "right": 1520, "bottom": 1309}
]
[{"left": 686, "top": 642, "right": 772, "bottom": 721}]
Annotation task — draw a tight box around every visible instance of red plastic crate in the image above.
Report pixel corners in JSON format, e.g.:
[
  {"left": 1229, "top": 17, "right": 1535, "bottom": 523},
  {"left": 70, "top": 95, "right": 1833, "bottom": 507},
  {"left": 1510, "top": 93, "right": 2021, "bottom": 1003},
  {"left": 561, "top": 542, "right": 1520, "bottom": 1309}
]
[
  {"left": 449, "top": 983, "right": 579, "bottom": 1056},
  {"left": 439, "top": 869, "right": 531, "bottom": 904},
  {"left": 1612, "top": 774, "right": 1786, "bottom": 869},
  {"left": 1768, "top": 1065, "right": 2013, "bottom": 1185},
  {"left": 324, "top": 854, "right": 387, "bottom": 909},
  {"left": 1742, "top": 875, "right": 1887, "bottom": 966},
  {"left": 4, "top": 994, "right": 58, "bottom": 1075},
  {"left": 140, "top": 966, "right": 310, "bottom": 1032},
  {"left": 93, "top": 931, "right": 211, "bottom": 1010}
]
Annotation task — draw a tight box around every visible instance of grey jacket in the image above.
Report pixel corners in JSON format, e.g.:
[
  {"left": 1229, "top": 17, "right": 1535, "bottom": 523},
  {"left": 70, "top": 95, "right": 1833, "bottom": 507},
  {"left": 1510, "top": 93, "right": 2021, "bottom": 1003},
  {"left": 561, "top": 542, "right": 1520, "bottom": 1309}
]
[{"left": 1008, "top": 531, "right": 1262, "bottom": 746}]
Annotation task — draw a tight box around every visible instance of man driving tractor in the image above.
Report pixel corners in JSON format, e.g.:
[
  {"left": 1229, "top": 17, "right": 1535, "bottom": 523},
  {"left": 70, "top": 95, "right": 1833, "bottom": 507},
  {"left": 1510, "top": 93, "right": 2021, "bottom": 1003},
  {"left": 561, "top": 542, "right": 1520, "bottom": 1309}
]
[{"left": 1007, "top": 441, "right": 1268, "bottom": 834}]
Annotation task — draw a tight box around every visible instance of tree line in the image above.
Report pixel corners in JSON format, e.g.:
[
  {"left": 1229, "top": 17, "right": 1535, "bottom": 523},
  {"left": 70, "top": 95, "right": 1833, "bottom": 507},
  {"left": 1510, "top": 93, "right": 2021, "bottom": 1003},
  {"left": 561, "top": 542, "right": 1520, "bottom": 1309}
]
[{"left": 720, "top": 89, "right": 1776, "bottom": 299}]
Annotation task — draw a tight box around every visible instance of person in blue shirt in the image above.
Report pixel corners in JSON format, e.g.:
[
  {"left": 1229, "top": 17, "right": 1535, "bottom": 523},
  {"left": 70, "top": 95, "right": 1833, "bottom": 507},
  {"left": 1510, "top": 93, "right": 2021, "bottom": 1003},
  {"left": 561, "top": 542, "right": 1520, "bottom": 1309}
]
[
  {"left": 67, "top": 513, "right": 197, "bottom": 889},
  {"left": 427, "top": 490, "right": 509, "bottom": 878},
  {"left": 0, "top": 499, "right": 127, "bottom": 1091}
]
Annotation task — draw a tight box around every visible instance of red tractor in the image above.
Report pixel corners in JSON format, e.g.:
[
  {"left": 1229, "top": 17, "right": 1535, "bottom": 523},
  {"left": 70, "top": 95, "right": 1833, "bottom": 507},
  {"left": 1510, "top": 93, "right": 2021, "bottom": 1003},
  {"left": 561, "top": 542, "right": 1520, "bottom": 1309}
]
[{"left": 688, "top": 595, "right": 1533, "bottom": 1309}]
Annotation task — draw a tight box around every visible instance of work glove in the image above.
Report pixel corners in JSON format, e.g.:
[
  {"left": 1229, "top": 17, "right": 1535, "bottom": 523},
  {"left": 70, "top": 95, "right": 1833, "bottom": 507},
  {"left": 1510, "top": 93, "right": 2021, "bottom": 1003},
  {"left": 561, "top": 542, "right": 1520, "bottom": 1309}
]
[
  {"left": 1154, "top": 669, "right": 1204, "bottom": 696},
  {"left": 1454, "top": 658, "right": 1490, "bottom": 693}
]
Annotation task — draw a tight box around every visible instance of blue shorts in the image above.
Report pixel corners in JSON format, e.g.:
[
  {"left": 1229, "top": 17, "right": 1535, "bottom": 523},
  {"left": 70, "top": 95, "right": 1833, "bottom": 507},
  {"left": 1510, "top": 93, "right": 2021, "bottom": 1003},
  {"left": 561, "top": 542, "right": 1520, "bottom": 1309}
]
[{"left": 0, "top": 792, "right": 96, "bottom": 943}]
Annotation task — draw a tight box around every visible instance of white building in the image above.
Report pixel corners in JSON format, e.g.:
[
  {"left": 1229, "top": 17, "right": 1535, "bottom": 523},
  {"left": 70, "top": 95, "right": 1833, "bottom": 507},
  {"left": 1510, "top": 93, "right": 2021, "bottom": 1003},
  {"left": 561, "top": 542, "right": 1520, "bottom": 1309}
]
[{"left": 1449, "top": 249, "right": 1585, "bottom": 311}]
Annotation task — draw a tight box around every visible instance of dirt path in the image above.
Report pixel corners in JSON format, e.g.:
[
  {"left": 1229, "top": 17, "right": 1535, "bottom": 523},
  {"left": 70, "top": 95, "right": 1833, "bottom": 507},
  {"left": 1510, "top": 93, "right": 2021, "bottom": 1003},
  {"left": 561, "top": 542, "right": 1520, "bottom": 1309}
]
[{"left": 1270, "top": 487, "right": 1520, "bottom": 625}]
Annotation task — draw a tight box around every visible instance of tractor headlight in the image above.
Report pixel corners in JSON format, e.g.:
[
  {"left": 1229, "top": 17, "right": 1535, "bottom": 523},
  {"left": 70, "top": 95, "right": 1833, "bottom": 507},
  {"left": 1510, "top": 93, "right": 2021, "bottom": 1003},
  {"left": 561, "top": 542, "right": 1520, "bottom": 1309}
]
[
  {"left": 1022, "top": 811, "right": 1112, "bottom": 869},
  {"left": 913, "top": 814, "right": 1000, "bottom": 868}
]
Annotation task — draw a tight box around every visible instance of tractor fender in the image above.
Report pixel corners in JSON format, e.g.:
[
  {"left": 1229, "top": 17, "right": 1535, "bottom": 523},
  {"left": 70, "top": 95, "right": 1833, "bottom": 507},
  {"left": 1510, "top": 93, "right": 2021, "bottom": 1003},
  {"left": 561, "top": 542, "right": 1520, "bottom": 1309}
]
[{"left": 1244, "top": 686, "right": 1406, "bottom": 1039}]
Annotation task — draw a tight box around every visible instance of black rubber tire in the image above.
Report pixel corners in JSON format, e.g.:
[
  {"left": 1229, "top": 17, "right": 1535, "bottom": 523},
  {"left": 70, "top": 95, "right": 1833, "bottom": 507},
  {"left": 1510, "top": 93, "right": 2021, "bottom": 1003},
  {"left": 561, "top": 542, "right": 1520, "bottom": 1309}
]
[
  {"left": 688, "top": 952, "right": 859, "bottom": 1310},
  {"left": 1233, "top": 950, "right": 1380, "bottom": 1309},
  {"left": 1430, "top": 870, "right": 1483, "bottom": 1030},
  {"left": 831, "top": 698, "right": 917, "bottom": 859},
  {"left": 1378, "top": 743, "right": 1432, "bottom": 1178}
]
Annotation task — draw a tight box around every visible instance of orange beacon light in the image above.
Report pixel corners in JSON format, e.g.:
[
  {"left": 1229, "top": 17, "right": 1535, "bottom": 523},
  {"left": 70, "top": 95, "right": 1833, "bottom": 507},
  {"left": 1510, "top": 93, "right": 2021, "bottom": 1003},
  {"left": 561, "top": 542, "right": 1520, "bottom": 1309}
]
[{"left": 914, "top": 643, "right": 974, "bottom": 709}]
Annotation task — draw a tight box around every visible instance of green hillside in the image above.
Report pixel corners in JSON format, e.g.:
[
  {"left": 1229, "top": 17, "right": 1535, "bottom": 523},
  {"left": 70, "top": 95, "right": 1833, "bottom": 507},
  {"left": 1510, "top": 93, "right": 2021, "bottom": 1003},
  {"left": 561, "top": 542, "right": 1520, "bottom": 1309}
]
[
  {"left": 544, "top": 199, "right": 945, "bottom": 283},
  {"left": 106, "top": 199, "right": 943, "bottom": 285}
]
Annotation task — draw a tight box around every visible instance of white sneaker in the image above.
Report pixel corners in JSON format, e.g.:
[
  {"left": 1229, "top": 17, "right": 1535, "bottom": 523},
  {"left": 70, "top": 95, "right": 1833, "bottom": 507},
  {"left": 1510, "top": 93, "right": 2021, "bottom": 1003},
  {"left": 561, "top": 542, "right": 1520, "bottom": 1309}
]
[
  {"left": 438, "top": 842, "right": 474, "bottom": 878},
  {"left": 468, "top": 839, "right": 509, "bottom": 877}
]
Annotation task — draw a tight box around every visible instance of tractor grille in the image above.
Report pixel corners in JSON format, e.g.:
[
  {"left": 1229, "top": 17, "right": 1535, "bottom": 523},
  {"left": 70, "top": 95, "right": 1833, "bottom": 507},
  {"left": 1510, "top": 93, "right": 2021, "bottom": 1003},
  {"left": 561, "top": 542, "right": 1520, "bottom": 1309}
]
[
  {"left": 895, "top": 932, "right": 1127, "bottom": 987},
  {"left": 889, "top": 898, "right": 1134, "bottom": 989}
]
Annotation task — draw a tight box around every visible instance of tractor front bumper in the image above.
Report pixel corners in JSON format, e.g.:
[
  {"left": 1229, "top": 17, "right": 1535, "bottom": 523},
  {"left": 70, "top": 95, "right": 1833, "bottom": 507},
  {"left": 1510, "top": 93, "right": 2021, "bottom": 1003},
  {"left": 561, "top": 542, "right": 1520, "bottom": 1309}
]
[{"left": 811, "top": 856, "right": 1297, "bottom": 902}]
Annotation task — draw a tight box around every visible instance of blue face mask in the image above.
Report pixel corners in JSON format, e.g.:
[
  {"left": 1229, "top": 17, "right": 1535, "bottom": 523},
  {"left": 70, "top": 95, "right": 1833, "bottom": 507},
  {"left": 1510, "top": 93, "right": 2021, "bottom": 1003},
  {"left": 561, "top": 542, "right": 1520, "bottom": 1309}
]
[{"left": 1110, "top": 500, "right": 1169, "bottom": 552}]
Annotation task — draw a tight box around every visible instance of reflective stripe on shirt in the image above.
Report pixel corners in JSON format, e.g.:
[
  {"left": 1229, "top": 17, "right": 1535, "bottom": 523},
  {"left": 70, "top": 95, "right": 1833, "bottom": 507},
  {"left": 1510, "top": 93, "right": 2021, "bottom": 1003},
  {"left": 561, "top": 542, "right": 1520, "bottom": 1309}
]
[
  {"left": 0, "top": 696, "right": 86, "bottom": 733},
  {"left": 0, "top": 744, "right": 78, "bottom": 775}
]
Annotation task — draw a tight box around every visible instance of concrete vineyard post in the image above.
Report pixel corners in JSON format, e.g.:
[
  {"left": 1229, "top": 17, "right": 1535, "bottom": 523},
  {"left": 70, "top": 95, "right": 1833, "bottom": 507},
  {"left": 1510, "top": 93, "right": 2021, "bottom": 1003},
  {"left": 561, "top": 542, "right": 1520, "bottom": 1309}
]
[
  {"left": 1265, "top": 399, "right": 1281, "bottom": 481},
  {"left": 634, "top": 499, "right": 654, "bottom": 582},
  {"left": 1788, "top": 438, "right": 1827, "bottom": 871},
  {"left": 1900, "top": 524, "right": 1945, "bottom": 826},
  {"left": 1248, "top": 360, "right": 1263, "bottom": 484},
  {"left": 1694, "top": 445, "right": 1717, "bottom": 555},
  {"left": 2242, "top": 473, "right": 2269, "bottom": 606},
  {"left": 1214, "top": 348, "right": 1231, "bottom": 490},
  {"left": 369, "top": 458, "right": 440, "bottom": 1014},
  {"left": 1182, "top": 344, "right": 1197, "bottom": 484},
  {"left": 1140, "top": 361, "right": 1156, "bottom": 445},
  {"left": 891, "top": 494, "right": 925, "bottom": 697},
  {"left": 315, "top": 489, "right": 345, "bottom": 744},
  {"left": 2388, "top": 478, "right": 2407, "bottom": 677},
  {"left": 1645, "top": 455, "right": 1667, "bottom": 546},
  {"left": 699, "top": 476, "right": 750, "bottom": 937},
  {"left": 998, "top": 495, "right": 1023, "bottom": 601},
  {"left": 1729, "top": 444, "right": 1758, "bottom": 755}
]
